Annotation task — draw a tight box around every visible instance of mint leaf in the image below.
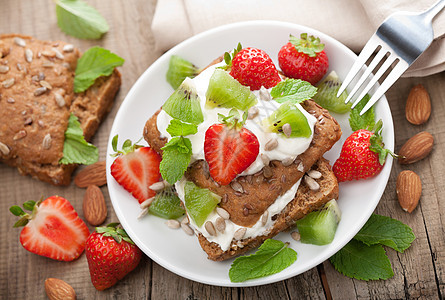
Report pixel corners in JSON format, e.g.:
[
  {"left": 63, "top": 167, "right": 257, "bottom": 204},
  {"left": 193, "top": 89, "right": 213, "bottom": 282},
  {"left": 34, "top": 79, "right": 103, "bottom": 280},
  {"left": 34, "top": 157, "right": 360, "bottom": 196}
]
[
  {"left": 160, "top": 136, "right": 192, "bottom": 184},
  {"left": 329, "top": 239, "right": 394, "bottom": 280},
  {"left": 55, "top": 0, "right": 109, "bottom": 40},
  {"left": 355, "top": 214, "right": 415, "bottom": 253},
  {"left": 166, "top": 119, "right": 198, "bottom": 137},
  {"left": 349, "top": 94, "right": 375, "bottom": 131},
  {"left": 271, "top": 79, "right": 317, "bottom": 104},
  {"left": 59, "top": 113, "right": 98, "bottom": 165},
  {"left": 229, "top": 239, "right": 297, "bottom": 282},
  {"left": 74, "top": 46, "right": 124, "bottom": 93}
]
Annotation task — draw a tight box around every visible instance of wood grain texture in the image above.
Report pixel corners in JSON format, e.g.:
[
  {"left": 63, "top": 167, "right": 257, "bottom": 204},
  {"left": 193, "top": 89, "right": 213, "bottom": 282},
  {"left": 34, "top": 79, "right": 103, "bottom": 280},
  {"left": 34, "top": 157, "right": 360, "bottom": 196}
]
[{"left": 1, "top": 0, "right": 445, "bottom": 299}]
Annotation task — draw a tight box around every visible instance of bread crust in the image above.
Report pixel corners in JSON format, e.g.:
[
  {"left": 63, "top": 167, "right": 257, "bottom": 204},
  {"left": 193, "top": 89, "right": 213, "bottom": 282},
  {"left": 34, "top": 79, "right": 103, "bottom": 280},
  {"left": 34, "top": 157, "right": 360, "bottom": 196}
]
[{"left": 0, "top": 34, "right": 121, "bottom": 185}]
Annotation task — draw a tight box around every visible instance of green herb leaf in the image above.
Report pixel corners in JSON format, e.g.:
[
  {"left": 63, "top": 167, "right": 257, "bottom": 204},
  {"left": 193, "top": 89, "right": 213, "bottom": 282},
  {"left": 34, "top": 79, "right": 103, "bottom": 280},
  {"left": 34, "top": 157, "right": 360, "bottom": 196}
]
[
  {"left": 74, "top": 46, "right": 124, "bottom": 93},
  {"left": 59, "top": 113, "right": 98, "bottom": 165},
  {"left": 22, "top": 201, "right": 36, "bottom": 211},
  {"left": 329, "top": 239, "right": 394, "bottom": 280},
  {"left": 229, "top": 239, "right": 297, "bottom": 282},
  {"left": 289, "top": 33, "right": 325, "bottom": 57},
  {"left": 55, "top": 0, "right": 109, "bottom": 39},
  {"left": 160, "top": 136, "right": 192, "bottom": 184},
  {"left": 355, "top": 214, "right": 415, "bottom": 253},
  {"left": 271, "top": 79, "right": 318, "bottom": 104},
  {"left": 166, "top": 119, "right": 198, "bottom": 137},
  {"left": 349, "top": 94, "right": 375, "bottom": 131},
  {"left": 9, "top": 205, "right": 25, "bottom": 216}
]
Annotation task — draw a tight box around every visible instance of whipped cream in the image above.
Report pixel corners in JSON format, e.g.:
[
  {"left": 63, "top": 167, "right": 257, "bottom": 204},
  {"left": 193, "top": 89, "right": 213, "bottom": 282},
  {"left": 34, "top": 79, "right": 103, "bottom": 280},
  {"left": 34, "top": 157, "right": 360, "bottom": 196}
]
[{"left": 156, "top": 62, "right": 317, "bottom": 250}]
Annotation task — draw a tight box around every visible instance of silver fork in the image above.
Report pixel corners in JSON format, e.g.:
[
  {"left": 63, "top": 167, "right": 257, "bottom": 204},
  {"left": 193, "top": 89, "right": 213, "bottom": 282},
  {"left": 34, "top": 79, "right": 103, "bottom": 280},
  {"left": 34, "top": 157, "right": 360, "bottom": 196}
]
[{"left": 337, "top": 0, "right": 445, "bottom": 115}]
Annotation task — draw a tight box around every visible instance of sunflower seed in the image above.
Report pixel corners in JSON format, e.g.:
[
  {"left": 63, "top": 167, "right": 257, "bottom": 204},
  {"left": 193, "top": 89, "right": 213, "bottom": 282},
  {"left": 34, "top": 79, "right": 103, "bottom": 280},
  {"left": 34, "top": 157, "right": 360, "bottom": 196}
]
[
  {"left": 41, "top": 50, "right": 55, "bottom": 58},
  {"left": 24, "top": 117, "right": 33, "bottom": 125},
  {"left": 42, "top": 61, "right": 54, "bottom": 68},
  {"left": 25, "top": 48, "right": 33, "bottom": 63},
  {"left": 247, "top": 106, "right": 259, "bottom": 119},
  {"left": 308, "top": 170, "right": 322, "bottom": 179},
  {"left": 230, "top": 181, "right": 244, "bottom": 193},
  {"left": 16, "top": 63, "right": 25, "bottom": 72},
  {"left": 181, "top": 223, "right": 194, "bottom": 236},
  {"left": 260, "top": 153, "right": 270, "bottom": 165},
  {"left": 246, "top": 175, "right": 253, "bottom": 184},
  {"left": 34, "top": 87, "right": 47, "bottom": 96},
  {"left": 0, "top": 65, "right": 9, "bottom": 73},
  {"left": 39, "top": 80, "right": 52, "bottom": 90},
  {"left": 31, "top": 75, "right": 39, "bottom": 82},
  {"left": 216, "top": 207, "right": 230, "bottom": 220},
  {"left": 63, "top": 44, "right": 74, "bottom": 53},
  {"left": 0, "top": 142, "right": 10, "bottom": 155},
  {"left": 259, "top": 86, "right": 272, "bottom": 101},
  {"left": 297, "top": 162, "right": 304, "bottom": 172},
  {"left": 7, "top": 98, "right": 15, "bottom": 103},
  {"left": 38, "top": 72, "right": 45, "bottom": 80},
  {"left": 54, "top": 93, "right": 65, "bottom": 107},
  {"left": 264, "top": 138, "right": 278, "bottom": 151},
  {"left": 261, "top": 211, "right": 269, "bottom": 225},
  {"left": 2, "top": 78, "right": 15, "bottom": 88},
  {"left": 281, "top": 157, "right": 294, "bottom": 167},
  {"left": 166, "top": 219, "right": 180, "bottom": 229},
  {"left": 205, "top": 221, "right": 216, "bottom": 236},
  {"left": 221, "top": 193, "right": 228, "bottom": 204},
  {"left": 282, "top": 123, "right": 292, "bottom": 137},
  {"left": 52, "top": 47, "right": 64, "bottom": 59},
  {"left": 234, "top": 228, "right": 247, "bottom": 240},
  {"left": 215, "top": 217, "right": 226, "bottom": 233},
  {"left": 304, "top": 175, "right": 320, "bottom": 191},
  {"left": 42, "top": 133, "right": 52, "bottom": 150},
  {"left": 140, "top": 197, "right": 154, "bottom": 209},
  {"left": 137, "top": 207, "right": 149, "bottom": 219},
  {"left": 263, "top": 165, "right": 273, "bottom": 178},
  {"left": 243, "top": 207, "right": 249, "bottom": 216},
  {"left": 13, "top": 130, "right": 26, "bottom": 140},
  {"left": 13, "top": 37, "right": 26, "bottom": 47},
  {"left": 181, "top": 215, "right": 189, "bottom": 225},
  {"left": 291, "top": 231, "right": 301, "bottom": 241},
  {"left": 149, "top": 181, "right": 165, "bottom": 192},
  {"left": 280, "top": 174, "right": 287, "bottom": 183}
]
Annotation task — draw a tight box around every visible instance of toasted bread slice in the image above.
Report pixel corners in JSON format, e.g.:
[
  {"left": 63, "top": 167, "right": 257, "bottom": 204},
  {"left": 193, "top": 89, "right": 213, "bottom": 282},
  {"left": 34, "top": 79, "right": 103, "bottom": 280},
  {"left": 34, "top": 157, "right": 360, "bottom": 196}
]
[
  {"left": 197, "top": 157, "right": 338, "bottom": 261},
  {"left": 0, "top": 34, "right": 121, "bottom": 185}
]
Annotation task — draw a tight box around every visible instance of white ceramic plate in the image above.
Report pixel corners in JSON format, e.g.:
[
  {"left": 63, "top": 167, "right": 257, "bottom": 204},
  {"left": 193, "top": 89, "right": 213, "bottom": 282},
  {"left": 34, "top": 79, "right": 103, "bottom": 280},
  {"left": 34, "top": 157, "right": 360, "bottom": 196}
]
[{"left": 106, "top": 20, "right": 394, "bottom": 287}]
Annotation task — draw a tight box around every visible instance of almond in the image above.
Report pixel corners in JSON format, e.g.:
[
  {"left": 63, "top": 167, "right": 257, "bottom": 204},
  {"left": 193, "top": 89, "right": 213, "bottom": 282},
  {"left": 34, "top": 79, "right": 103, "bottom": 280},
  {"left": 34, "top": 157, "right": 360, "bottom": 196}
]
[
  {"left": 44, "top": 278, "right": 76, "bottom": 300},
  {"left": 398, "top": 131, "right": 434, "bottom": 164},
  {"left": 83, "top": 185, "right": 107, "bottom": 226},
  {"left": 405, "top": 84, "right": 431, "bottom": 125},
  {"left": 396, "top": 170, "right": 422, "bottom": 213},
  {"left": 74, "top": 161, "right": 107, "bottom": 188}
]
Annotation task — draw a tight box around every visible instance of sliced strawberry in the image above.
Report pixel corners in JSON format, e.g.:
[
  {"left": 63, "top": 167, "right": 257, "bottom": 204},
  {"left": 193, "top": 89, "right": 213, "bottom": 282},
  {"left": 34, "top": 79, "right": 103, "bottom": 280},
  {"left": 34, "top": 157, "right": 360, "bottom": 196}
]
[
  {"left": 204, "top": 115, "right": 259, "bottom": 185},
  {"left": 10, "top": 196, "right": 89, "bottom": 261},
  {"left": 111, "top": 146, "right": 162, "bottom": 204}
]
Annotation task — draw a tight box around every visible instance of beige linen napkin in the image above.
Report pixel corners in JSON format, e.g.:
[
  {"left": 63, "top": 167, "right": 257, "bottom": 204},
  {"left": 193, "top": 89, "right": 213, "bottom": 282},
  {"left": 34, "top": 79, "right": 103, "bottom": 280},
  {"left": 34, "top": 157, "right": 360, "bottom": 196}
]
[{"left": 152, "top": 0, "right": 445, "bottom": 77}]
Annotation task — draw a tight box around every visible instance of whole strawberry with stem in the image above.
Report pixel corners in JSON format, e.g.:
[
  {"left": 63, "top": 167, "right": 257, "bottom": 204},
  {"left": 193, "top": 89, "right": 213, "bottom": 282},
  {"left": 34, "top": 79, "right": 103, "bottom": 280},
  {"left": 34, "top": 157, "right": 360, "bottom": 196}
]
[
  {"left": 204, "top": 109, "right": 260, "bottom": 185},
  {"left": 110, "top": 135, "right": 162, "bottom": 204},
  {"left": 9, "top": 196, "right": 89, "bottom": 261},
  {"left": 333, "top": 120, "right": 396, "bottom": 182},
  {"left": 227, "top": 44, "right": 281, "bottom": 91},
  {"left": 85, "top": 223, "right": 142, "bottom": 291},
  {"left": 278, "top": 33, "right": 329, "bottom": 85}
]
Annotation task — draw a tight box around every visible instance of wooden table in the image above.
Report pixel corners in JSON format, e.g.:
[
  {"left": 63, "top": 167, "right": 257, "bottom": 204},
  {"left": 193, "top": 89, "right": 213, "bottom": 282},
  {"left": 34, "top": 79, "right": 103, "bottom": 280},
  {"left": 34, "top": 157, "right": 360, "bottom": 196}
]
[{"left": 1, "top": 1, "right": 444, "bottom": 299}]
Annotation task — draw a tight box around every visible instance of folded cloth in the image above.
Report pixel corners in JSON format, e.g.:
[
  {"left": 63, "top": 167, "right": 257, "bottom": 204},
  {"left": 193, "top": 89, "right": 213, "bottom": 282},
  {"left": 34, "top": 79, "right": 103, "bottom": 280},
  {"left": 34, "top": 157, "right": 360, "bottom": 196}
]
[{"left": 151, "top": 0, "right": 445, "bottom": 77}]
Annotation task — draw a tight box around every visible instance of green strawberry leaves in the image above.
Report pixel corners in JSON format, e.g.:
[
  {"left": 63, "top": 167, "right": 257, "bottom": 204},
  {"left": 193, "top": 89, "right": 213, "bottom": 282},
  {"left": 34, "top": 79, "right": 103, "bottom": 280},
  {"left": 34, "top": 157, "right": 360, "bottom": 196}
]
[
  {"left": 289, "top": 33, "right": 325, "bottom": 57},
  {"left": 96, "top": 223, "right": 134, "bottom": 244},
  {"left": 221, "top": 43, "right": 243, "bottom": 70},
  {"left": 110, "top": 135, "right": 143, "bottom": 157},
  {"left": 9, "top": 198, "right": 42, "bottom": 228}
]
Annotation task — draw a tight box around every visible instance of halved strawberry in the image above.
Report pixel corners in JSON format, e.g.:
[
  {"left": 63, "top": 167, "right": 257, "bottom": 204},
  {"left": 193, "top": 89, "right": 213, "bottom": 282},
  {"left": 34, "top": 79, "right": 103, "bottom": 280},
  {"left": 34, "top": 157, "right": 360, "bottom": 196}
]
[
  {"left": 10, "top": 196, "right": 89, "bottom": 261},
  {"left": 204, "top": 111, "right": 259, "bottom": 185},
  {"left": 110, "top": 135, "right": 162, "bottom": 204}
]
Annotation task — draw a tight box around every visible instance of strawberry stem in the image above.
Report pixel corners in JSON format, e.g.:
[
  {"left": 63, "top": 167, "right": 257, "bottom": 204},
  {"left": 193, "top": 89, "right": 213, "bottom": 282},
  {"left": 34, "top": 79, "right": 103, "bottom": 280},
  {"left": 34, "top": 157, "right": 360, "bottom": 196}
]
[
  {"left": 369, "top": 119, "right": 399, "bottom": 165},
  {"left": 95, "top": 223, "right": 135, "bottom": 245}
]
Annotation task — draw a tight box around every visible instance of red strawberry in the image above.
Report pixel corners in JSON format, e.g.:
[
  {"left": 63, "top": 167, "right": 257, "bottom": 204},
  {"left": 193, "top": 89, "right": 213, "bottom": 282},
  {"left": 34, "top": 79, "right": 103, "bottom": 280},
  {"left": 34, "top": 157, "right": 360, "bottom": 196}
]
[
  {"left": 278, "top": 33, "right": 329, "bottom": 85},
  {"left": 85, "top": 223, "right": 142, "bottom": 290},
  {"left": 110, "top": 135, "right": 162, "bottom": 204},
  {"left": 9, "top": 196, "right": 89, "bottom": 261},
  {"left": 204, "top": 112, "right": 259, "bottom": 185},
  {"left": 333, "top": 122, "right": 394, "bottom": 182},
  {"left": 229, "top": 47, "right": 281, "bottom": 91}
]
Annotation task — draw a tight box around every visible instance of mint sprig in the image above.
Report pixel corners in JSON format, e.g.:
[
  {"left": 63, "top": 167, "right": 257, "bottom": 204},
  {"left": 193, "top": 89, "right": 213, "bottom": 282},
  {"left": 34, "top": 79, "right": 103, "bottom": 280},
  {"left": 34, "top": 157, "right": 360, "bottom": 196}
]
[
  {"left": 166, "top": 119, "right": 198, "bottom": 137},
  {"left": 229, "top": 239, "right": 297, "bottom": 282},
  {"left": 270, "top": 79, "right": 317, "bottom": 104},
  {"left": 349, "top": 94, "right": 375, "bottom": 131},
  {"left": 59, "top": 113, "right": 98, "bottom": 165},
  {"left": 55, "top": 0, "right": 109, "bottom": 40},
  {"left": 330, "top": 213, "right": 415, "bottom": 280},
  {"left": 74, "top": 46, "right": 124, "bottom": 93},
  {"left": 160, "top": 136, "right": 192, "bottom": 184}
]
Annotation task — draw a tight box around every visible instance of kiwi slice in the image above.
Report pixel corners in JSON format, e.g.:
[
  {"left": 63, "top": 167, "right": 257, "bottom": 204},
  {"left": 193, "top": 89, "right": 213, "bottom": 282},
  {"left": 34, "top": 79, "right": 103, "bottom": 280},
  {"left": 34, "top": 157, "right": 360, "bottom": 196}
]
[
  {"left": 205, "top": 69, "right": 257, "bottom": 111},
  {"left": 296, "top": 199, "right": 341, "bottom": 245},
  {"left": 263, "top": 101, "right": 311, "bottom": 138},
  {"left": 184, "top": 181, "right": 221, "bottom": 227},
  {"left": 313, "top": 71, "right": 351, "bottom": 114},
  {"left": 166, "top": 55, "right": 201, "bottom": 90},
  {"left": 162, "top": 77, "right": 204, "bottom": 124},
  {"left": 149, "top": 187, "right": 185, "bottom": 219}
]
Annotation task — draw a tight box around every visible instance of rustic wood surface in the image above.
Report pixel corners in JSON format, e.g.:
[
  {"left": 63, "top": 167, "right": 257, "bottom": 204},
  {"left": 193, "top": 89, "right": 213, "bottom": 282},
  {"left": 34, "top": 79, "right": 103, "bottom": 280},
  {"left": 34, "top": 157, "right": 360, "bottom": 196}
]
[{"left": 1, "top": 1, "right": 444, "bottom": 299}]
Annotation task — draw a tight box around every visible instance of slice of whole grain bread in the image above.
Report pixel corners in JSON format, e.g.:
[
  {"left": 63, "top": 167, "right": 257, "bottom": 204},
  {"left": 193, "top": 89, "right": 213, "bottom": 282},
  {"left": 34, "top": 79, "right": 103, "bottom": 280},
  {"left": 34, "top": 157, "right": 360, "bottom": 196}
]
[{"left": 0, "top": 34, "right": 121, "bottom": 185}]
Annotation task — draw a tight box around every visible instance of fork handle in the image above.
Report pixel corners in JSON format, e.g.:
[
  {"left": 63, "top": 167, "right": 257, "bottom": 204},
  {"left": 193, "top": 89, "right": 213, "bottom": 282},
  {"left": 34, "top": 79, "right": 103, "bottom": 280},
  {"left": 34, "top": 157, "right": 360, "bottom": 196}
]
[{"left": 422, "top": 0, "right": 445, "bottom": 23}]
